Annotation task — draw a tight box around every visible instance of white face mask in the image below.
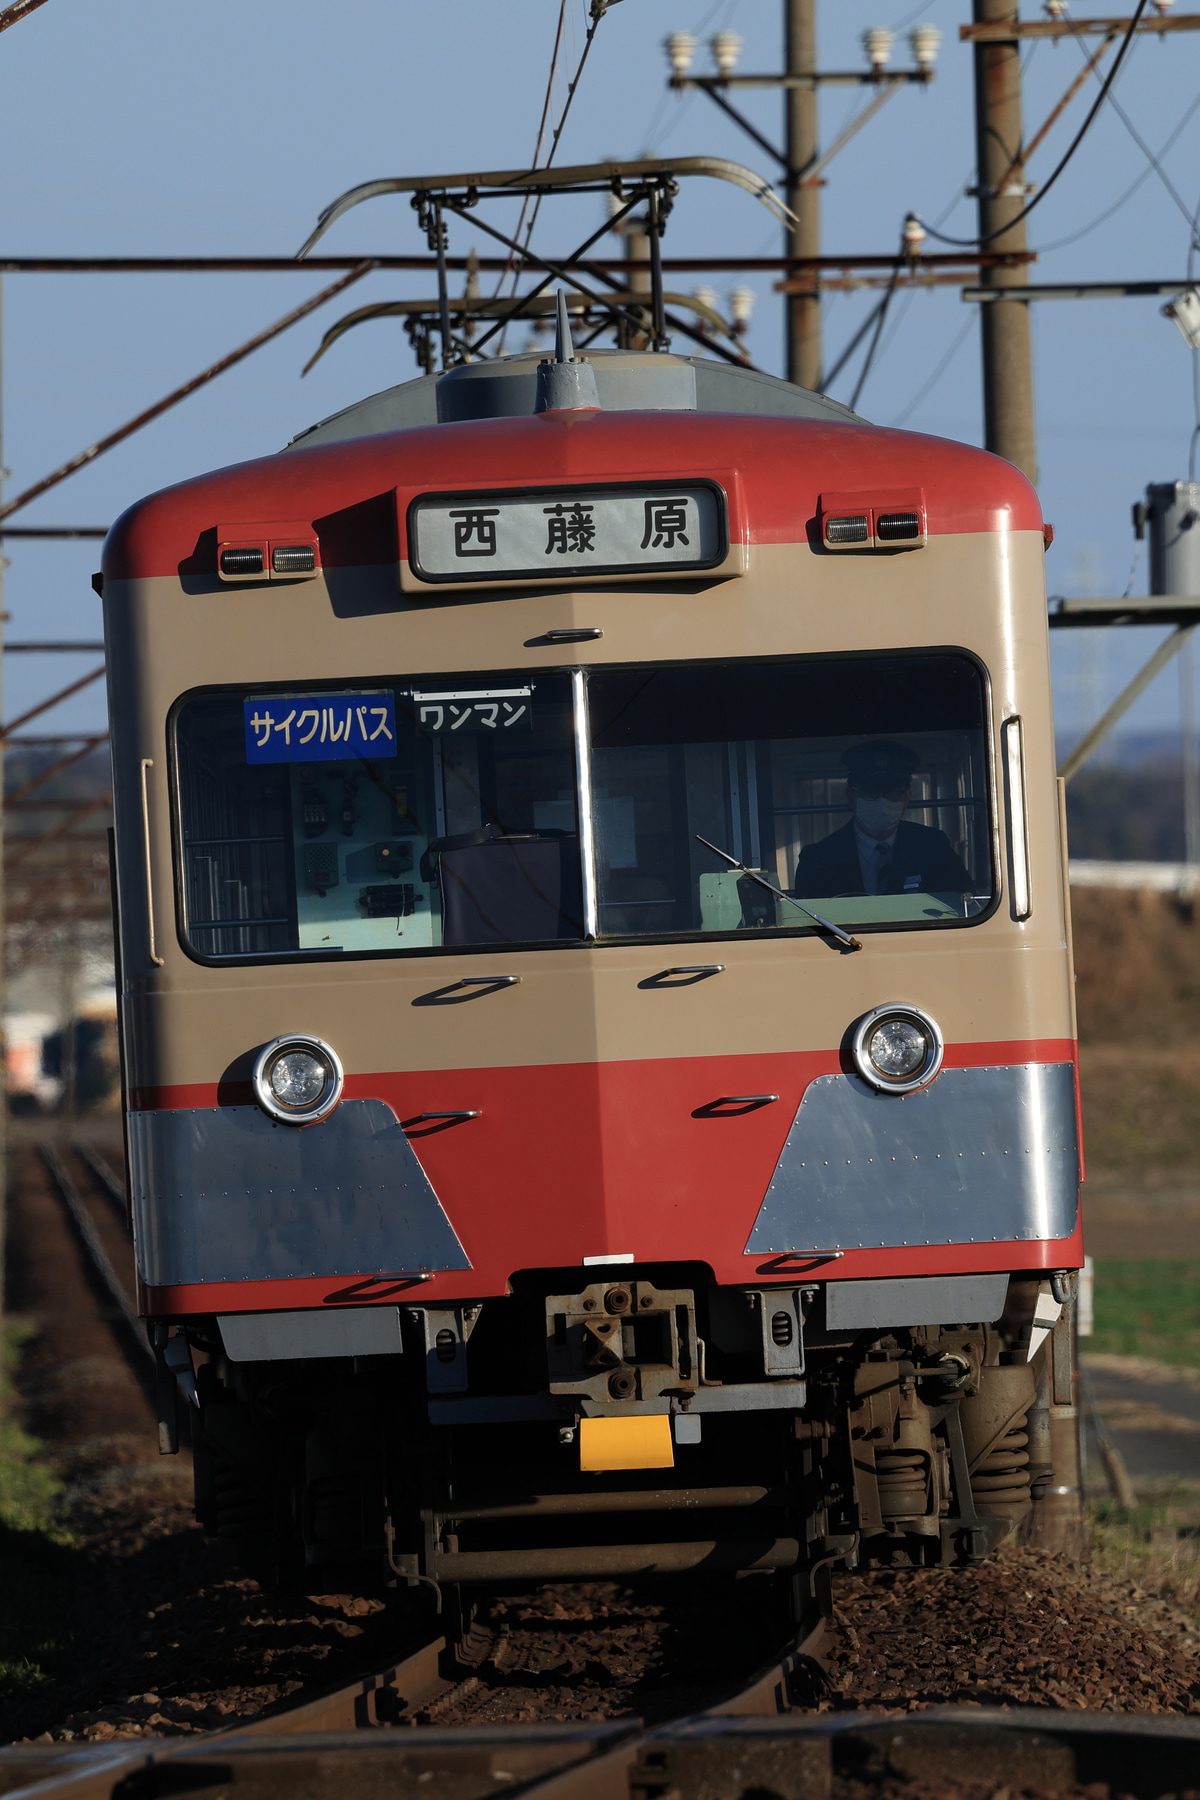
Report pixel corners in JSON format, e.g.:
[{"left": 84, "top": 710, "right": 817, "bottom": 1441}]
[{"left": 855, "top": 796, "right": 905, "bottom": 840}]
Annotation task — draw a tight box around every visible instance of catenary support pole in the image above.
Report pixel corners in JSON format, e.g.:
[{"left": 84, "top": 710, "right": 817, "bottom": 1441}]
[
  {"left": 786, "top": 0, "right": 820, "bottom": 389},
  {"left": 972, "top": 0, "right": 1037, "bottom": 482},
  {"left": 1182, "top": 639, "right": 1200, "bottom": 869},
  {"left": 0, "top": 273, "right": 7, "bottom": 1364}
]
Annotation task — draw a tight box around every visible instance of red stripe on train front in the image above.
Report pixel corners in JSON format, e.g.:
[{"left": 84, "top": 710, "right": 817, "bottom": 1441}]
[{"left": 129, "top": 1040, "right": 1078, "bottom": 1315}]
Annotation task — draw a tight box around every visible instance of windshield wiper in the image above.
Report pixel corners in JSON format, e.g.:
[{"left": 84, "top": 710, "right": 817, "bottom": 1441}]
[{"left": 695, "top": 835, "right": 862, "bottom": 952}]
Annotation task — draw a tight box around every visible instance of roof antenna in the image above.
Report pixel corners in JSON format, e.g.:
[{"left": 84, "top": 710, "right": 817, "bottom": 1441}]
[{"left": 535, "top": 290, "right": 601, "bottom": 413}]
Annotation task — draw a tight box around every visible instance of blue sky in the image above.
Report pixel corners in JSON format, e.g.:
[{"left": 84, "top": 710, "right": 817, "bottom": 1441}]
[{"left": 3, "top": 0, "right": 1199, "bottom": 746}]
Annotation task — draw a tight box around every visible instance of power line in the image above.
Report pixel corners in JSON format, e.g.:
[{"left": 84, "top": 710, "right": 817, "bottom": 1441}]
[
  {"left": 1036, "top": 88, "right": 1200, "bottom": 253},
  {"left": 918, "top": 0, "right": 1150, "bottom": 249},
  {"left": 819, "top": 290, "right": 891, "bottom": 392},
  {"left": 868, "top": 281, "right": 918, "bottom": 383},
  {"left": 848, "top": 243, "right": 905, "bottom": 412},
  {"left": 1064, "top": 20, "right": 1200, "bottom": 237},
  {"left": 889, "top": 312, "right": 974, "bottom": 427},
  {"left": 892, "top": 0, "right": 944, "bottom": 29},
  {"left": 639, "top": 0, "right": 735, "bottom": 153}
]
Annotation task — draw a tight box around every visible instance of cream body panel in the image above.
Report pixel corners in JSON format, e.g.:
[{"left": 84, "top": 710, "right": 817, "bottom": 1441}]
[
  {"left": 119, "top": 935, "right": 1073, "bottom": 1090},
  {"left": 105, "top": 529, "right": 1072, "bottom": 1093}
]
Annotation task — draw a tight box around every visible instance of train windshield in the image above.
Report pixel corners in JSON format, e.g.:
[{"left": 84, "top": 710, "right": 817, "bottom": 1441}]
[
  {"left": 587, "top": 655, "right": 993, "bottom": 939},
  {"left": 172, "top": 653, "right": 992, "bottom": 961}
]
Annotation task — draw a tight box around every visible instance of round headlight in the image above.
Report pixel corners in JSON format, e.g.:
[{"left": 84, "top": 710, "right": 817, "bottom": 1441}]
[
  {"left": 850, "top": 1004, "right": 943, "bottom": 1095},
  {"left": 252, "top": 1035, "right": 343, "bottom": 1125}
]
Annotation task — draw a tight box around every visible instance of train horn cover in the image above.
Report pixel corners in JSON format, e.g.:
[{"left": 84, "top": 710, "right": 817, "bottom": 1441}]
[
  {"left": 534, "top": 291, "right": 601, "bottom": 414},
  {"left": 851, "top": 1004, "right": 944, "bottom": 1095},
  {"left": 252, "top": 1035, "right": 344, "bottom": 1125}
]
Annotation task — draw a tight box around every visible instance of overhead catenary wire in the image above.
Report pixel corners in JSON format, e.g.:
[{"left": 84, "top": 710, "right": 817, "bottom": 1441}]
[
  {"left": 493, "top": 0, "right": 571, "bottom": 302},
  {"left": 495, "top": 0, "right": 622, "bottom": 318},
  {"left": 917, "top": 0, "right": 1150, "bottom": 249}
]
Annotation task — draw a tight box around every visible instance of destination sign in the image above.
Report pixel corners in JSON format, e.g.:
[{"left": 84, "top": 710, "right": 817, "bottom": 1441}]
[{"left": 407, "top": 482, "right": 725, "bottom": 583}]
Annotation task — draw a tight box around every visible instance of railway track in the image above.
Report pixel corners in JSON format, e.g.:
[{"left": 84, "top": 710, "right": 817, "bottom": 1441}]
[
  {"left": 5, "top": 1135, "right": 160, "bottom": 1462},
  {"left": 36, "top": 1141, "right": 149, "bottom": 1364},
  {"left": 9, "top": 1139, "right": 1200, "bottom": 1784},
  {"left": 4, "top": 1608, "right": 1200, "bottom": 1800}
]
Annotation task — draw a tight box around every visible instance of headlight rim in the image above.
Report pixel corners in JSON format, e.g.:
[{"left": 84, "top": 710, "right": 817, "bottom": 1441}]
[
  {"left": 251, "top": 1034, "right": 344, "bottom": 1126},
  {"left": 850, "top": 1003, "right": 944, "bottom": 1095}
]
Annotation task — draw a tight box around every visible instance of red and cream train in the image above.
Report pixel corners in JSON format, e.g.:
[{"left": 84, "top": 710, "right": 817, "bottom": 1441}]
[{"left": 100, "top": 329, "right": 1081, "bottom": 1607}]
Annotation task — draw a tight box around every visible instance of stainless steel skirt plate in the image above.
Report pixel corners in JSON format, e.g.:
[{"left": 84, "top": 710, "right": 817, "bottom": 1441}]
[
  {"left": 128, "top": 1097, "right": 471, "bottom": 1286},
  {"left": 746, "top": 1062, "right": 1079, "bottom": 1253}
]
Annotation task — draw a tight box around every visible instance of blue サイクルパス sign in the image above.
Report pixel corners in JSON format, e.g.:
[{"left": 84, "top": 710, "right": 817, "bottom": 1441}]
[{"left": 244, "top": 693, "right": 396, "bottom": 763}]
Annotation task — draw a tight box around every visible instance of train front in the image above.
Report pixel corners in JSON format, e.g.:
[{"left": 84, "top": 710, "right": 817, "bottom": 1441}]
[{"left": 102, "top": 348, "right": 1082, "bottom": 1602}]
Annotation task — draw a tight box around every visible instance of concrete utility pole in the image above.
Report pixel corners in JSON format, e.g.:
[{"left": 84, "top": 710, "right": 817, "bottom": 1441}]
[
  {"left": 0, "top": 275, "right": 7, "bottom": 1352},
  {"left": 972, "top": 0, "right": 1037, "bottom": 482},
  {"left": 785, "top": 0, "right": 821, "bottom": 390}
]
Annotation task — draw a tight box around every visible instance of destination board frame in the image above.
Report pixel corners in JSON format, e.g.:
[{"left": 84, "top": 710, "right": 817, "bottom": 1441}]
[{"left": 402, "top": 478, "right": 731, "bottom": 588}]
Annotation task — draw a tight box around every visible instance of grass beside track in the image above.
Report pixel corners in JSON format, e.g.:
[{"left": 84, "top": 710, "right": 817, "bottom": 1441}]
[
  {"left": 1088, "top": 1483, "right": 1200, "bottom": 1618},
  {"left": 0, "top": 1325, "right": 77, "bottom": 1726},
  {"left": 1089, "top": 1258, "right": 1200, "bottom": 1369}
]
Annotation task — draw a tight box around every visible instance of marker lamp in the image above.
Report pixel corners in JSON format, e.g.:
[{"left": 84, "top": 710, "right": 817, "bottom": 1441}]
[
  {"left": 252, "top": 1034, "right": 344, "bottom": 1125},
  {"left": 220, "top": 546, "right": 264, "bottom": 577},
  {"left": 272, "top": 544, "right": 317, "bottom": 574},
  {"left": 825, "top": 514, "right": 869, "bottom": 546}
]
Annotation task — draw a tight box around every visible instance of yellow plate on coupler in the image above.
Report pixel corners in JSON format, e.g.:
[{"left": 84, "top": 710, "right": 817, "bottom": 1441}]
[{"left": 579, "top": 1415, "right": 674, "bottom": 1472}]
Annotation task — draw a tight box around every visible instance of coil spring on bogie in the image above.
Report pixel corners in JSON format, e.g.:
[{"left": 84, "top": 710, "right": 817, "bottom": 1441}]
[
  {"left": 875, "top": 1446, "right": 928, "bottom": 1520},
  {"left": 213, "top": 1459, "right": 271, "bottom": 1539},
  {"left": 970, "top": 1412, "right": 1032, "bottom": 1507}
]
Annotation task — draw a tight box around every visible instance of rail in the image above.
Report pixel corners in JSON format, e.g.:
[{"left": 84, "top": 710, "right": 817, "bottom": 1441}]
[
  {"left": 0, "top": 1603, "right": 830, "bottom": 1798},
  {"left": 37, "top": 1142, "right": 149, "bottom": 1361},
  {"left": 7, "top": 1669, "right": 1200, "bottom": 1800}
]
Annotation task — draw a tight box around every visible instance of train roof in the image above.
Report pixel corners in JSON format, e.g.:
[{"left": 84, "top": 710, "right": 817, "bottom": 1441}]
[
  {"left": 102, "top": 351, "right": 1042, "bottom": 581},
  {"left": 285, "top": 348, "right": 858, "bottom": 447}
]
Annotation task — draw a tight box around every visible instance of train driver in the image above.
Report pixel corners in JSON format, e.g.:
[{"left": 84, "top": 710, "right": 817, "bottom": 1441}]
[{"left": 795, "top": 740, "right": 971, "bottom": 899}]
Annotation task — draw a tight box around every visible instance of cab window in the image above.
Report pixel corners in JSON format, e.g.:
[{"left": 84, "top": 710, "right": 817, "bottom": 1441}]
[
  {"left": 173, "top": 675, "right": 578, "bottom": 958},
  {"left": 587, "top": 655, "right": 992, "bottom": 939}
]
